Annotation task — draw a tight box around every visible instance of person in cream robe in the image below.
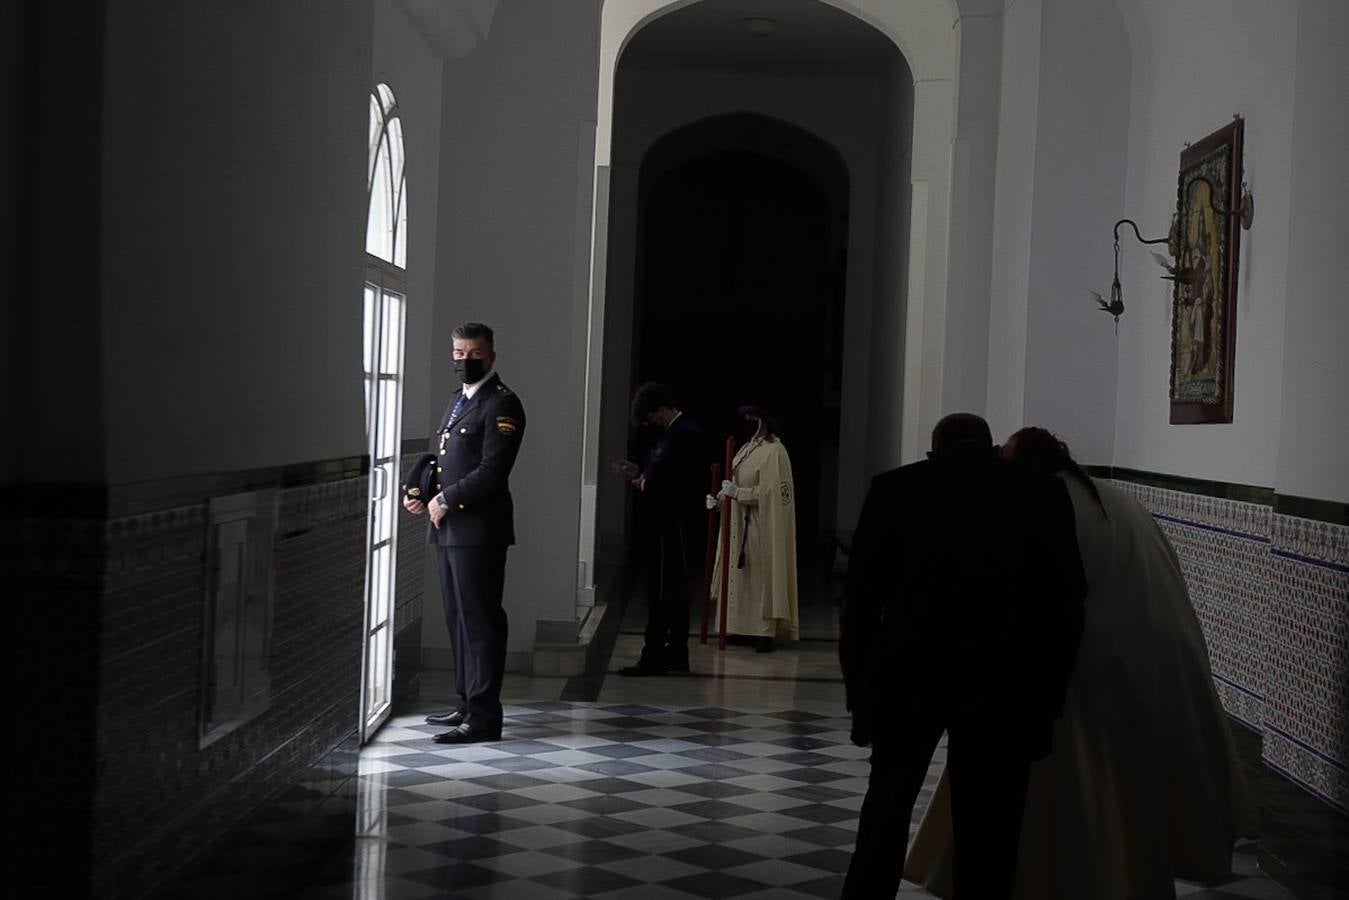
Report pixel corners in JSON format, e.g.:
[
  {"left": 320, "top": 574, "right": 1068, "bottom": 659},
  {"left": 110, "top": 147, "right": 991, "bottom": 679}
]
[
  {"left": 904, "top": 427, "right": 1256, "bottom": 900},
  {"left": 709, "top": 407, "right": 800, "bottom": 651}
]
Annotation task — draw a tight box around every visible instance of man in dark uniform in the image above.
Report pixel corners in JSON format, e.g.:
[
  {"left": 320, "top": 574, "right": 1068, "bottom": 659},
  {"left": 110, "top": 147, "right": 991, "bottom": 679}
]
[
  {"left": 839, "top": 413, "right": 1086, "bottom": 899},
  {"left": 613, "top": 382, "right": 704, "bottom": 676},
  {"left": 403, "top": 322, "right": 526, "bottom": 744}
]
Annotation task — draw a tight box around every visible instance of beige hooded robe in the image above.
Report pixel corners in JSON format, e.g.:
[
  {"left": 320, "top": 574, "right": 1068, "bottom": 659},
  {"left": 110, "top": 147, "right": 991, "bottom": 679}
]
[{"left": 711, "top": 437, "right": 800, "bottom": 639}]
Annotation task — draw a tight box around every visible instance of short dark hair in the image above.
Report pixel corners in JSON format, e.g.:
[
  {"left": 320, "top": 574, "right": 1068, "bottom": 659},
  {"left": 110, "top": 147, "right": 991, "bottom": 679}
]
[
  {"left": 452, "top": 322, "right": 495, "bottom": 349},
  {"left": 630, "top": 382, "right": 675, "bottom": 425},
  {"left": 930, "top": 413, "right": 994, "bottom": 459}
]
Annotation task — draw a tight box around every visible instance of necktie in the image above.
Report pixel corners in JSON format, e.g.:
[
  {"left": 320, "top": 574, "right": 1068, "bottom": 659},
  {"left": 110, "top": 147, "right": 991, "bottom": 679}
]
[{"left": 448, "top": 393, "right": 466, "bottom": 427}]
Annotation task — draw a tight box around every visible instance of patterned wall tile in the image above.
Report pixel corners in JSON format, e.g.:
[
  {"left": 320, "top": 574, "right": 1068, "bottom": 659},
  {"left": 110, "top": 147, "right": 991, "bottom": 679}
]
[
  {"left": 1113, "top": 478, "right": 1348, "bottom": 814},
  {"left": 91, "top": 477, "right": 368, "bottom": 898},
  {"left": 1272, "top": 513, "right": 1349, "bottom": 568},
  {"left": 10, "top": 508, "right": 107, "bottom": 895},
  {"left": 395, "top": 451, "right": 427, "bottom": 640},
  {"left": 1267, "top": 514, "right": 1348, "bottom": 812},
  {"left": 1213, "top": 679, "right": 1267, "bottom": 731},
  {"left": 1262, "top": 728, "right": 1348, "bottom": 812},
  {"left": 1116, "top": 481, "right": 1270, "bottom": 539},
  {"left": 1114, "top": 480, "right": 1272, "bottom": 726}
]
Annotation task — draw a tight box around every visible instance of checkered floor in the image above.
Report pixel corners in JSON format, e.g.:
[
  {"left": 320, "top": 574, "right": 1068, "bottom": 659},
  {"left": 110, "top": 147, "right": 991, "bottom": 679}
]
[{"left": 297, "top": 699, "right": 1291, "bottom": 899}]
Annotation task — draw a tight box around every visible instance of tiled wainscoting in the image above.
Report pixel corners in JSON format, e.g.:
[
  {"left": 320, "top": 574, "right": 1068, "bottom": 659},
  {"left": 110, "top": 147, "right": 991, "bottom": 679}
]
[
  {"left": 101, "top": 471, "right": 369, "bottom": 899},
  {"left": 1111, "top": 474, "right": 1343, "bottom": 814},
  {"left": 9, "top": 454, "right": 418, "bottom": 898},
  {"left": 394, "top": 449, "right": 430, "bottom": 705},
  {"left": 1111, "top": 473, "right": 1348, "bottom": 897},
  {"left": 1110, "top": 477, "right": 1347, "bottom": 813}
]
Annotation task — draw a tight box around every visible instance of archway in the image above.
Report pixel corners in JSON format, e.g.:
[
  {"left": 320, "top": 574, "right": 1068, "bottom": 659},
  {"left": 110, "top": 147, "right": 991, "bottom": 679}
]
[
  {"left": 633, "top": 115, "right": 849, "bottom": 583},
  {"left": 577, "top": 0, "right": 966, "bottom": 618}
]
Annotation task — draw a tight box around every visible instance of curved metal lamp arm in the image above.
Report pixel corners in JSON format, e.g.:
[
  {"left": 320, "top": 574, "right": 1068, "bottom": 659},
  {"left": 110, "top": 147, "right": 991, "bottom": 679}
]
[
  {"left": 1113, "top": 218, "right": 1171, "bottom": 247},
  {"left": 1098, "top": 153, "right": 1254, "bottom": 331},
  {"left": 1185, "top": 174, "right": 1255, "bottom": 228}
]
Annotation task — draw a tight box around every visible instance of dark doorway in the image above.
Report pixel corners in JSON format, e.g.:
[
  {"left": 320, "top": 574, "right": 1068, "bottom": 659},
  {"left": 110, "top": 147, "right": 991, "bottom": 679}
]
[{"left": 632, "top": 134, "right": 849, "bottom": 575}]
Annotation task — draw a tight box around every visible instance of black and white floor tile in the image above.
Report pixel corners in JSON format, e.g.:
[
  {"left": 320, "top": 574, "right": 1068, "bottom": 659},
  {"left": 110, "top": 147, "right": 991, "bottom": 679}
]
[
  {"left": 298, "top": 686, "right": 1293, "bottom": 899},
  {"left": 301, "top": 699, "right": 921, "bottom": 899}
]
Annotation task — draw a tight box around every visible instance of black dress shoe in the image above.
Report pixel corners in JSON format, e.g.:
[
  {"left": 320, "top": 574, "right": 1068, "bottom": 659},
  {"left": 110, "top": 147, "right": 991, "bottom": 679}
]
[
  {"left": 617, "top": 663, "right": 667, "bottom": 677},
  {"left": 755, "top": 637, "right": 776, "bottom": 653},
  {"left": 432, "top": 723, "right": 502, "bottom": 744},
  {"left": 425, "top": 709, "right": 466, "bottom": 727},
  {"left": 665, "top": 651, "right": 690, "bottom": 673}
]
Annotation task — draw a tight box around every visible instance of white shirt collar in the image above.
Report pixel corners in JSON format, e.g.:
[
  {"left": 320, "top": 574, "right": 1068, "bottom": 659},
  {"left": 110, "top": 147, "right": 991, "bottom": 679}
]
[{"left": 462, "top": 370, "right": 498, "bottom": 399}]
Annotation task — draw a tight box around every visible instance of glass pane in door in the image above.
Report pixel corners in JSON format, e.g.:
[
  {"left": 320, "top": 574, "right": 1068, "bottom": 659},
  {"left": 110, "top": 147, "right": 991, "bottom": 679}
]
[{"left": 360, "top": 282, "right": 406, "bottom": 741}]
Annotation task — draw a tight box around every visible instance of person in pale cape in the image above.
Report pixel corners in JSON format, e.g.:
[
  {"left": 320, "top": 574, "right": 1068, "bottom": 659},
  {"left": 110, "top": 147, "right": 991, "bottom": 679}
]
[
  {"left": 708, "top": 406, "right": 800, "bottom": 651},
  {"left": 903, "top": 426, "right": 1257, "bottom": 900}
]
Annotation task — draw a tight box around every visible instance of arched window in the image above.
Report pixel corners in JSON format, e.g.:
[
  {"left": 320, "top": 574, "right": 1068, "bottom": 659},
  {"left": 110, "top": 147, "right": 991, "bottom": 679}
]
[
  {"left": 361, "top": 83, "right": 408, "bottom": 740},
  {"left": 366, "top": 83, "right": 407, "bottom": 268}
]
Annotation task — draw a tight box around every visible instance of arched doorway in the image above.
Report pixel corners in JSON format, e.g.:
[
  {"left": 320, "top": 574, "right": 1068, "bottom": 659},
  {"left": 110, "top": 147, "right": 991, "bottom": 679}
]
[
  {"left": 632, "top": 114, "right": 849, "bottom": 585},
  {"left": 577, "top": 0, "right": 973, "bottom": 635}
]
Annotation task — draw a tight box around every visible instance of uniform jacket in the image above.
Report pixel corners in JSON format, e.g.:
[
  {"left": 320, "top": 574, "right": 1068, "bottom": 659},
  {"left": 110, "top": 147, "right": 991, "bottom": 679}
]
[
  {"left": 429, "top": 372, "right": 526, "bottom": 547},
  {"left": 838, "top": 455, "right": 1086, "bottom": 755},
  {"left": 635, "top": 413, "right": 705, "bottom": 571},
  {"left": 640, "top": 414, "right": 703, "bottom": 513}
]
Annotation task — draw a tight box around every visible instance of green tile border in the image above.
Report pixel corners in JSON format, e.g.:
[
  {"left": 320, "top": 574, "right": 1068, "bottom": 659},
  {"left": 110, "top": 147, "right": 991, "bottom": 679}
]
[
  {"left": 106, "top": 454, "right": 370, "bottom": 517},
  {"left": 4, "top": 454, "right": 370, "bottom": 519},
  {"left": 1098, "top": 466, "right": 1275, "bottom": 506},
  {"left": 1086, "top": 466, "right": 1347, "bottom": 526},
  {"left": 1274, "top": 494, "right": 1349, "bottom": 527},
  {"left": 1227, "top": 719, "right": 1349, "bottom": 900}
]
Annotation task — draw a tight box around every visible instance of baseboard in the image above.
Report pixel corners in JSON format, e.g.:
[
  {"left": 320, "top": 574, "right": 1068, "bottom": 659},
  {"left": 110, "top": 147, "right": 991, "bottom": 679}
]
[{"left": 420, "top": 617, "right": 601, "bottom": 678}]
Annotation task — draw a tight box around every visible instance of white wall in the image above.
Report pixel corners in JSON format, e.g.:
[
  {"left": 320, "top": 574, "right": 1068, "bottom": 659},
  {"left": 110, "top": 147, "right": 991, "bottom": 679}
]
[
  {"left": 866, "top": 56, "right": 914, "bottom": 476},
  {"left": 99, "top": 2, "right": 375, "bottom": 483},
  {"left": 1274, "top": 0, "right": 1349, "bottom": 503},
  {"left": 1111, "top": 0, "right": 1297, "bottom": 484},
  {"left": 429, "top": 0, "right": 602, "bottom": 654},
  {"left": 984, "top": 0, "right": 1042, "bottom": 444},
  {"left": 375, "top": 0, "right": 446, "bottom": 443},
  {"left": 1018, "top": 0, "right": 1129, "bottom": 464},
  {"left": 0, "top": 0, "right": 22, "bottom": 487},
  {"left": 941, "top": 11, "right": 1003, "bottom": 420},
  {"left": 991, "top": 0, "right": 1345, "bottom": 502},
  {"left": 19, "top": 5, "right": 107, "bottom": 484}
]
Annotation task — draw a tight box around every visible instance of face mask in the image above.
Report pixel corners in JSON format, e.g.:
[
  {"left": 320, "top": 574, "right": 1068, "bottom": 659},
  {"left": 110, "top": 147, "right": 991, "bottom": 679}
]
[
  {"left": 453, "top": 357, "right": 487, "bottom": 384},
  {"left": 741, "top": 418, "right": 761, "bottom": 440}
]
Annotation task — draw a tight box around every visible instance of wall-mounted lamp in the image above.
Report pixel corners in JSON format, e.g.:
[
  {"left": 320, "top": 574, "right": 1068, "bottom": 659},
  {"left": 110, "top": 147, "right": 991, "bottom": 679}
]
[{"left": 1094, "top": 176, "right": 1253, "bottom": 331}]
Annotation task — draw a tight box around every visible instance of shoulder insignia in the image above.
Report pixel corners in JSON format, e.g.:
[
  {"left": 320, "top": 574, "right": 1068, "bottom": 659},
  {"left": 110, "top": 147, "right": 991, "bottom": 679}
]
[{"left": 496, "top": 416, "right": 519, "bottom": 435}]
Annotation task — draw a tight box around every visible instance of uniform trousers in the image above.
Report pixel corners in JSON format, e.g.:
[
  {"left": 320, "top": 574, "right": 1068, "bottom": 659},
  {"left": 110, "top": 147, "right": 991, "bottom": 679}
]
[
  {"left": 842, "top": 713, "right": 1033, "bottom": 900},
  {"left": 639, "top": 516, "right": 692, "bottom": 667},
  {"left": 437, "top": 544, "right": 509, "bottom": 727}
]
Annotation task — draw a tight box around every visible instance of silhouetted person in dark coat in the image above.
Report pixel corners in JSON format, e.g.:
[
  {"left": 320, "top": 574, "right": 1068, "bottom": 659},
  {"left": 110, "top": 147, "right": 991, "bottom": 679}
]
[
  {"left": 613, "top": 382, "right": 704, "bottom": 675},
  {"left": 839, "top": 413, "right": 1087, "bottom": 899}
]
